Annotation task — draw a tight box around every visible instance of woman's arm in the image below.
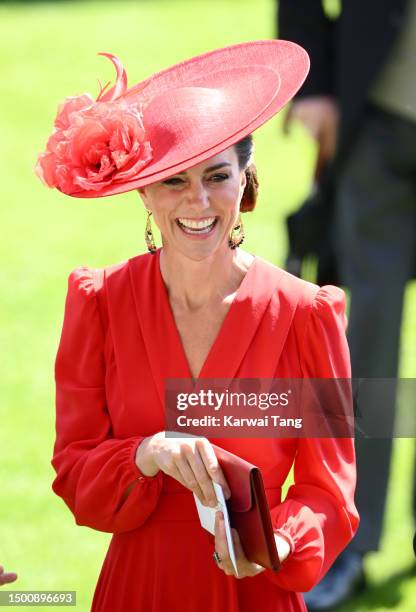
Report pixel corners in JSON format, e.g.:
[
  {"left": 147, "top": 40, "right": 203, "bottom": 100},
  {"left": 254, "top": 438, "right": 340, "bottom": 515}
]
[
  {"left": 266, "top": 285, "right": 359, "bottom": 591},
  {"left": 52, "top": 268, "right": 163, "bottom": 534}
]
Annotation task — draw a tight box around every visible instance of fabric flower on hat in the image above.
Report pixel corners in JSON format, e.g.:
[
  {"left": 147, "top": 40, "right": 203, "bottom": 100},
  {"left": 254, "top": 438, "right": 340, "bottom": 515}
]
[{"left": 35, "top": 54, "right": 152, "bottom": 196}]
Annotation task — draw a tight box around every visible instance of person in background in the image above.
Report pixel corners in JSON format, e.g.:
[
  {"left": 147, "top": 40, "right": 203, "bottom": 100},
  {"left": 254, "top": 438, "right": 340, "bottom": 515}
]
[
  {"left": 279, "top": 1, "right": 416, "bottom": 610},
  {"left": 0, "top": 565, "right": 17, "bottom": 586}
]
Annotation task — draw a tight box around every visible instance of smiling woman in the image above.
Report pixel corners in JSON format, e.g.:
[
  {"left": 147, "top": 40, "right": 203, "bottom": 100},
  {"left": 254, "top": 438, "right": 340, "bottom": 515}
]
[
  {"left": 138, "top": 146, "right": 247, "bottom": 261},
  {"left": 37, "top": 41, "right": 359, "bottom": 612}
]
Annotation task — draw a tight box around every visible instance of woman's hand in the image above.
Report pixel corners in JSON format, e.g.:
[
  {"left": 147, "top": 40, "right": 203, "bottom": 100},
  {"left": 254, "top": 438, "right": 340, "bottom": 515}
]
[
  {"left": 213, "top": 513, "right": 292, "bottom": 578},
  {"left": 135, "top": 433, "right": 230, "bottom": 507},
  {"left": 213, "top": 511, "right": 265, "bottom": 578}
]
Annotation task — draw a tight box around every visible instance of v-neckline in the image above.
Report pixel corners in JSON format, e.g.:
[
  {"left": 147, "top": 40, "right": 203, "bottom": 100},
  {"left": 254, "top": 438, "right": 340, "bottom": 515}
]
[
  {"left": 128, "top": 249, "right": 287, "bottom": 409},
  {"left": 155, "top": 248, "right": 258, "bottom": 381}
]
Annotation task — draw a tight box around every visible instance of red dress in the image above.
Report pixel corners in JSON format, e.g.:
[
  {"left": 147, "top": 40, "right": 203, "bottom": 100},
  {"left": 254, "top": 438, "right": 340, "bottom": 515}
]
[{"left": 52, "top": 250, "right": 359, "bottom": 612}]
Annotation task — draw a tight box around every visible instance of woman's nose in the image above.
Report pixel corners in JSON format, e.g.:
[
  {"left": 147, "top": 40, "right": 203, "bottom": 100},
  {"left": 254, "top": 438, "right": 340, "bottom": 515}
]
[{"left": 186, "top": 181, "right": 209, "bottom": 207}]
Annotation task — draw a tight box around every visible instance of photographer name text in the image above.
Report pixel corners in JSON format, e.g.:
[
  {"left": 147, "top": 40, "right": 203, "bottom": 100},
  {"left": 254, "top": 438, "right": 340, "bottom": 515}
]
[{"left": 176, "top": 414, "right": 303, "bottom": 429}]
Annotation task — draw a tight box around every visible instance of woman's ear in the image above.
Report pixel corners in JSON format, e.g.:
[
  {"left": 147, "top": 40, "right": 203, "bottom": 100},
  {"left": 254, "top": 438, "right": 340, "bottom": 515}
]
[{"left": 239, "top": 169, "right": 247, "bottom": 194}]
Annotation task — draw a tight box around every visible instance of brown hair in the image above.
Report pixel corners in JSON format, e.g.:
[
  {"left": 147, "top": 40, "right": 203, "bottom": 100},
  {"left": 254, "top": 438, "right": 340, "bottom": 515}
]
[{"left": 234, "top": 135, "right": 258, "bottom": 212}]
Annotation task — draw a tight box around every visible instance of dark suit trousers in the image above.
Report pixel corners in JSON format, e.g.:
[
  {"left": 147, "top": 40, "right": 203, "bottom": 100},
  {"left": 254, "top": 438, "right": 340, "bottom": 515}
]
[{"left": 334, "top": 104, "right": 416, "bottom": 552}]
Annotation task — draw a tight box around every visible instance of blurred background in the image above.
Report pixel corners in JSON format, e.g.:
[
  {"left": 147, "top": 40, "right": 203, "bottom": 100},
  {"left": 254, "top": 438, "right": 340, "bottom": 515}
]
[{"left": 0, "top": 1, "right": 414, "bottom": 610}]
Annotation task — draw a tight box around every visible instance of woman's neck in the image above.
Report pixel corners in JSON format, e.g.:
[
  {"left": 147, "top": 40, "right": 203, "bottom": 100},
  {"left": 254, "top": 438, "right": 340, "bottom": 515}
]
[{"left": 159, "top": 246, "right": 254, "bottom": 310}]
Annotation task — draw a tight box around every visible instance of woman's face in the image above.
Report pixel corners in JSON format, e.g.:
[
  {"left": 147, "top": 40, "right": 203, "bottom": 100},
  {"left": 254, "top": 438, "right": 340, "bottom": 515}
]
[{"left": 138, "top": 146, "right": 246, "bottom": 261}]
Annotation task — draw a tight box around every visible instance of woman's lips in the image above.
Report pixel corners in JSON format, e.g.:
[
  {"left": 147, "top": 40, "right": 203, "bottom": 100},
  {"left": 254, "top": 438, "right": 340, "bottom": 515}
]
[{"left": 176, "top": 217, "right": 218, "bottom": 237}]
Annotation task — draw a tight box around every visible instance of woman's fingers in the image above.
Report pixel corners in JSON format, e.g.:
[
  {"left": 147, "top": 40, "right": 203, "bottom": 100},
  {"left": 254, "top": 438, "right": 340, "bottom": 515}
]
[
  {"left": 175, "top": 455, "right": 210, "bottom": 505},
  {"left": 148, "top": 434, "right": 230, "bottom": 505},
  {"left": 214, "top": 515, "right": 265, "bottom": 579},
  {"left": 231, "top": 529, "right": 264, "bottom": 576},
  {"left": 183, "top": 447, "right": 217, "bottom": 506},
  {"left": 214, "top": 512, "right": 235, "bottom": 576},
  {"left": 197, "top": 440, "right": 231, "bottom": 499}
]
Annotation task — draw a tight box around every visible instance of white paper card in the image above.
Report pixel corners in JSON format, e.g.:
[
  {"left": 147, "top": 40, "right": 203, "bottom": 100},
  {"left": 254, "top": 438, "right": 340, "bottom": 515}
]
[{"left": 194, "top": 482, "right": 238, "bottom": 575}]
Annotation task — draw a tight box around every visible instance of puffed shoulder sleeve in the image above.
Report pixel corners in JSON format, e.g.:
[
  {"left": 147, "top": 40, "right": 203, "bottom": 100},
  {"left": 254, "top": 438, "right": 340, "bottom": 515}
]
[
  {"left": 52, "top": 267, "right": 162, "bottom": 534},
  {"left": 268, "top": 285, "right": 359, "bottom": 592}
]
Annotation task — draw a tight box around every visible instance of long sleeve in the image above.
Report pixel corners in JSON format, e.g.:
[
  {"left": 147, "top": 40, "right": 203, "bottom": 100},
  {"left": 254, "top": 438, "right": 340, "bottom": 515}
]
[
  {"left": 268, "top": 285, "right": 359, "bottom": 592},
  {"left": 52, "top": 267, "right": 163, "bottom": 533},
  {"left": 278, "top": 0, "right": 337, "bottom": 99}
]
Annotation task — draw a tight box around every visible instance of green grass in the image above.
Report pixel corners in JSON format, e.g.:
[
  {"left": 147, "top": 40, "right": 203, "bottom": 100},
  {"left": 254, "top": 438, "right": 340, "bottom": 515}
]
[{"left": 0, "top": 1, "right": 415, "bottom": 610}]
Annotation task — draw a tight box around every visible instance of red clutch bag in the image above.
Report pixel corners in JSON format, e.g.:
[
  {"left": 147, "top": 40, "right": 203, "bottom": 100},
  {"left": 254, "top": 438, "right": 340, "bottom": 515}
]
[{"left": 212, "top": 445, "right": 280, "bottom": 572}]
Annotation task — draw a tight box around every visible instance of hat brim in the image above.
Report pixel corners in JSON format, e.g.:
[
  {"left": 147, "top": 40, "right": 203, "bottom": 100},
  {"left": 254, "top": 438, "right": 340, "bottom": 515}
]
[{"left": 72, "top": 40, "right": 309, "bottom": 198}]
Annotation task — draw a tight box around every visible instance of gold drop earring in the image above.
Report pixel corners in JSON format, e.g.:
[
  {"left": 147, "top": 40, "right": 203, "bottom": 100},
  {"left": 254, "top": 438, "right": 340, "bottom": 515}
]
[
  {"left": 144, "top": 209, "right": 157, "bottom": 254},
  {"left": 228, "top": 214, "right": 245, "bottom": 249}
]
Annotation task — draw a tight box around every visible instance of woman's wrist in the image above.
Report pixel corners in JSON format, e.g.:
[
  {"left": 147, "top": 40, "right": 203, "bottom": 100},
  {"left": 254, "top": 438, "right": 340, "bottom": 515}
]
[{"left": 135, "top": 435, "right": 160, "bottom": 477}]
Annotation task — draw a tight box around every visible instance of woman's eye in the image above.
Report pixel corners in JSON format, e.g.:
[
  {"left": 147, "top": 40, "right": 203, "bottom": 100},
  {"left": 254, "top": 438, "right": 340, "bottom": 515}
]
[
  {"left": 162, "top": 177, "right": 185, "bottom": 186},
  {"left": 208, "top": 173, "right": 229, "bottom": 182}
]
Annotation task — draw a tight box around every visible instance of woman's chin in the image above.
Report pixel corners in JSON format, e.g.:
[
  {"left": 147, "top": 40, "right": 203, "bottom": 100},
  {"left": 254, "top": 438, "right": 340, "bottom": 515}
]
[
  {"left": 171, "top": 238, "right": 227, "bottom": 262},
  {"left": 167, "top": 222, "right": 227, "bottom": 261}
]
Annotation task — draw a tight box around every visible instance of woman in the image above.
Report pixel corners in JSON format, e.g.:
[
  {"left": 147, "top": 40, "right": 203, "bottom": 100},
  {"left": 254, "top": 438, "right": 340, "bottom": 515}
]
[{"left": 36, "top": 42, "right": 359, "bottom": 611}]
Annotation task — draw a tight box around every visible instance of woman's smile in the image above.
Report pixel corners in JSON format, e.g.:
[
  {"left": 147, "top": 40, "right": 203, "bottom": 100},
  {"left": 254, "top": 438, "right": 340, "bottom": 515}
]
[{"left": 176, "top": 216, "right": 219, "bottom": 237}]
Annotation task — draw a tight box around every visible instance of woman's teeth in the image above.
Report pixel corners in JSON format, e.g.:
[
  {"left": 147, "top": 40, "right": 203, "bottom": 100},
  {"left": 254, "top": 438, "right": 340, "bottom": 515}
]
[{"left": 177, "top": 217, "right": 217, "bottom": 234}]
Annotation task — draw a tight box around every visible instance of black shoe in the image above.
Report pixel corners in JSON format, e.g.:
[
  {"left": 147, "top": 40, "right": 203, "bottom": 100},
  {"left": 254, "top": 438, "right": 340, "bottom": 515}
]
[{"left": 303, "top": 550, "right": 366, "bottom": 611}]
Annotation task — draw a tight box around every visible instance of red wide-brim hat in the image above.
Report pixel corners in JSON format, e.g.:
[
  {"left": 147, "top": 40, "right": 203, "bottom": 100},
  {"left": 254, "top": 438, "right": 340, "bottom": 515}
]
[{"left": 35, "top": 40, "right": 309, "bottom": 198}]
